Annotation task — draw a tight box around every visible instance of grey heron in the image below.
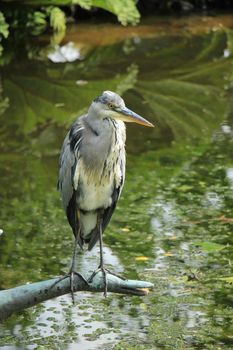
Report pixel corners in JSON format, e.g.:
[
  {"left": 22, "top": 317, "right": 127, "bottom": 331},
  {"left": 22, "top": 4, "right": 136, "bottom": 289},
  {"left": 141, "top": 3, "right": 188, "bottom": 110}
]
[{"left": 58, "top": 90, "right": 153, "bottom": 300}]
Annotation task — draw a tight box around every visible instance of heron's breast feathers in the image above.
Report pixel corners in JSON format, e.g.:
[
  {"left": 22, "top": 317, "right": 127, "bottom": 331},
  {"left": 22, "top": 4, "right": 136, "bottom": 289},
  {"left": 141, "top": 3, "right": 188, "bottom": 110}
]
[{"left": 73, "top": 147, "right": 124, "bottom": 211}]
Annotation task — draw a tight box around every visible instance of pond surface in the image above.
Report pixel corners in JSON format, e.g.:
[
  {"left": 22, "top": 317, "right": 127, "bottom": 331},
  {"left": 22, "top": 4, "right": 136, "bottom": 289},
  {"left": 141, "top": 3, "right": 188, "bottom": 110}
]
[{"left": 0, "top": 14, "right": 233, "bottom": 350}]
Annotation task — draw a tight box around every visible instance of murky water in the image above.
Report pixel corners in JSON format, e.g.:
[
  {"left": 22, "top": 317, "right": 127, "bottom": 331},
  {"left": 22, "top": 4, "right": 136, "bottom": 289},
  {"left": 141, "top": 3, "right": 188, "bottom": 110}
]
[{"left": 0, "top": 14, "right": 233, "bottom": 350}]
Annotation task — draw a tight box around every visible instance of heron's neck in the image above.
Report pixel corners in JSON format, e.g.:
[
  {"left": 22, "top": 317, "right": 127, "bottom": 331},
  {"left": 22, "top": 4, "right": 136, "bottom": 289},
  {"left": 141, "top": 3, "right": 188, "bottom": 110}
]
[
  {"left": 82, "top": 116, "right": 125, "bottom": 172},
  {"left": 86, "top": 118, "right": 103, "bottom": 136},
  {"left": 86, "top": 115, "right": 115, "bottom": 136}
]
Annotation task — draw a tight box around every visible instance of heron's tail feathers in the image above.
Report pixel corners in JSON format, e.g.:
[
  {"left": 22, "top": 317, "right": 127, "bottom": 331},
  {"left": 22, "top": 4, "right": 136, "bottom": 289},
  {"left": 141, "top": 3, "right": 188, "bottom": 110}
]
[
  {"left": 77, "top": 233, "right": 84, "bottom": 250},
  {"left": 66, "top": 192, "right": 84, "bottom": 248},
  {"left": 87, "top": 227, "right": 100, "bottom": 251}
]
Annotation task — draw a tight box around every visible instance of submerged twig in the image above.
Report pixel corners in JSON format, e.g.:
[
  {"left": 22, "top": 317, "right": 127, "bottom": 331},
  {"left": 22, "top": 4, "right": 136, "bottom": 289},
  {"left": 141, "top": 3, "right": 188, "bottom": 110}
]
[{"left": 0, "top": 272, "right": 153, "bottom": 321}]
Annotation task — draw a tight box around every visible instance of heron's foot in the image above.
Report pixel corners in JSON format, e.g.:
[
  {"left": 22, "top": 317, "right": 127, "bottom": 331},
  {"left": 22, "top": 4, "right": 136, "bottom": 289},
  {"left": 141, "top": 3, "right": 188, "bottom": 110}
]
[
  {"left": 70, "top": 270, "right": 89, "bottom": 303},
  {"left": 51, "top": 270, "right": 88, "bottom": 304},
  {"left": 88, "top": 266, "right": 126, "bottom": 297}
]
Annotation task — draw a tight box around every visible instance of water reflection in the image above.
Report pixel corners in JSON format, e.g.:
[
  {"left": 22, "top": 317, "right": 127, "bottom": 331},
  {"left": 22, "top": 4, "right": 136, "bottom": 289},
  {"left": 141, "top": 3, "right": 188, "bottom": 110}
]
[
  {"left": 1, "top": 16, "right": 233, "bottom": 350},
  {"left": 48, "top": 42, "right": 83, "bottom": 63}
]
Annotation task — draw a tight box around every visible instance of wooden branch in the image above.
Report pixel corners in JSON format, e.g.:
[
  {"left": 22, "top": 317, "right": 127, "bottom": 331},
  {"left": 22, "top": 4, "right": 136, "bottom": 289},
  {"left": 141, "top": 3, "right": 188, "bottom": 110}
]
[{"left": 0, "top": 272, "right": 153, "bottom": 321}]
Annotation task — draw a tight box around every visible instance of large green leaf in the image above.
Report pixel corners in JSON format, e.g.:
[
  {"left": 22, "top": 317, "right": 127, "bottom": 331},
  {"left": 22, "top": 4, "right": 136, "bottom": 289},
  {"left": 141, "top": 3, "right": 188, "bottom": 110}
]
[
  {"left": 1, "top": 0, "right": 140, "bottom": 25},
  {"left": 48, "top": 6, "right": 66, "bottom": 32},
  {"left": 91, "top": 0, "right": 140, "bottom": 25}
]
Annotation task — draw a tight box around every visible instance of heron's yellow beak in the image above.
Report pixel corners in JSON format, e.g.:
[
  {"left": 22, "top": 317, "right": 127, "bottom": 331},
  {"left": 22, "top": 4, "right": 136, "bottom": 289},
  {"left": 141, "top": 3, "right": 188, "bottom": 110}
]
[{"left": 115, "top": 107, "right": 154, "bottom": 127}]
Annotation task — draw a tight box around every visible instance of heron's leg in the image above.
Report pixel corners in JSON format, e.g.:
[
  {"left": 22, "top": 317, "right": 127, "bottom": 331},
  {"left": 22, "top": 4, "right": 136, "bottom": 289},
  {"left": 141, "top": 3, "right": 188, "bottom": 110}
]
[
  {"left": 88, "top": 217, "right": 107, "bottom": 296},
  {"left": 68, "top": 233, "right": 88, "bottom": 302},
  {"left": 69, "top": 234, "right": 79, "bottom": 302},
  {"left": 89, "top": 217, "right": 127, "bottom": 296},
  {"left": 98, "top": 220, "right": 104, "bottom": 268},
  {"left": 98, "top": 219, "right": 108, "bottom": 296},
  {"left": 50, "top": 232, "right": 88, "bottom": 304}
]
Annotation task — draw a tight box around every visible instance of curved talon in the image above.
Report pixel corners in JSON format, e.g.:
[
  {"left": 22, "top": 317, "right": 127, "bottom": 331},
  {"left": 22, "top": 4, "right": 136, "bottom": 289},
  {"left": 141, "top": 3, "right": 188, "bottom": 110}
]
[
  {"left": 88, "top": 267, "right": 107, "bottom": 296},
  {"left": 88, "top": 267, "right": 125, "bottom": 297},
  {"left": 105, "top": 269, "right": 126, "bottom": 281},
  {"left": 51, "top": 271, "right": 88, "bottom": 303}
]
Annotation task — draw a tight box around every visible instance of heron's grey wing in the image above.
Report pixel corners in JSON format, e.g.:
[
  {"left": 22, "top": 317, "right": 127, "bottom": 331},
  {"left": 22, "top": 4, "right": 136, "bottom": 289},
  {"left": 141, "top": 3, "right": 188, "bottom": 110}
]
[
  {"left": 87, "top": 152, "right": 125, "bottom": 251},
  {"left": 58, "top": 120, "right": 84, "bottom": 243},
  {"left": 58, "top": 133, "right": 74, "bottom": 208}
]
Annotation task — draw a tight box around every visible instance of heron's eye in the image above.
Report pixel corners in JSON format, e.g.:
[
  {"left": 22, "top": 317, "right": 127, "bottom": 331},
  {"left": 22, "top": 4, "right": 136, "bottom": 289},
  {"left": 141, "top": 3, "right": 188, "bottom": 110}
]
[{"left": 108, "top": 103, "right": 114, "bottom": 109}]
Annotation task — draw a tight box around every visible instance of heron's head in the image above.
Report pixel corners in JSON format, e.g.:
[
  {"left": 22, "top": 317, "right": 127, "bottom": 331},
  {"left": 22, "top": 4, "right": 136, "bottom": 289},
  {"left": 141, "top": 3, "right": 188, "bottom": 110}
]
[{"left": 90, "top": 91, "right": 154, "bottom": 127}]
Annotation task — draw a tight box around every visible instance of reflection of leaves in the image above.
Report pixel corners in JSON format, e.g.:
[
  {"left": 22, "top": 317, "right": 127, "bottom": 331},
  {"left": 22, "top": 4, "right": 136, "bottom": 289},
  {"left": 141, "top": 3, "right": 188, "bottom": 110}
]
[
  {"left": 116, "top": 64, "right": 138, "bottom": 95},
  {"left": 2, "top": 68, "right": 131, "bottom": 134},
  {"left": 136, "top": 77, "right": 225, "bottom": 141},
  {"left": 0, "top": 97, "right": 8, "bottom": 115},
  {"left": 0, "top": 11, "right": 9, "bottom": 57},
  {"left": 130, "top": 31, "right": 231, "bottom": 142},
  {"left": 225, "top": 28, "right": 233, "bottom": 57},
  {"left": 1, "top": 29, "right": 232, "bottom": 153},
  {"left": 195, "top": 241, "right": 226, "bottom": 253},
  {"left": 193, "top": 30, "right": 226, "bottom": 63},
  {"left": 0, "top": 11, "right": 9, "bottom": 39},
  {"left": 50, "top": 29, "right": 65, "bottom": 45},
  {"left": 0, "top": 83, "right": 9, "bottom": 116}
]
